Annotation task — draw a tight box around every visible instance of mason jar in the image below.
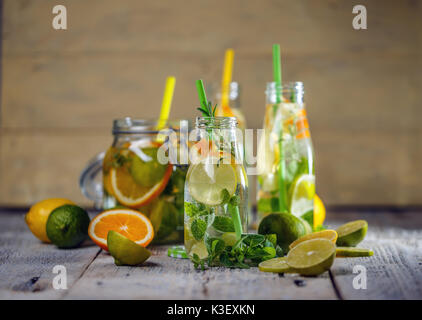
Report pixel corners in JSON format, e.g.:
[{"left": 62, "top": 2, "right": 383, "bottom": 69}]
[
  {"left": 80, "top": 117, "right": 188, "bottom": 244},
  {"left": 257, "top": 82, "right": 315, "bottom": 224},
  {"left": 184, "top": 116, "right": 248, "bottom": 265}
]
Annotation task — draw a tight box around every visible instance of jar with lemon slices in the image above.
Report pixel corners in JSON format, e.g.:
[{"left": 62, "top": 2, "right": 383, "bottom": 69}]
[
  {"left": 184, "top": 117, "right": 248, "bottom": 264},
  {"left": 101, "top": 118, "right": 187, "bottom": 244},
  {"left": 257, "top": 82, "right": 315, "bottom": 225}
]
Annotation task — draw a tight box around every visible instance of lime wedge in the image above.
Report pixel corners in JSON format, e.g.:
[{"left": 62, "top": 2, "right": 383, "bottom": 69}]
[
  {"left": 336, "top": 220, "right": 368, "bottom": 247},
  {"left": 259, "top": 257, "right": 295, "bottom": 273},
  {"left": 107, "top": 231, "right": 151, "bottom": 266},
  {"left": 187, "top": 157, "right": 237, "bottom": 206},
  {"left": 336, "top": 247, "right": 374, "bottom": 257},
  {"left": 288, "top": 174, "right": 315, "bottom": 217},
  {"left": 286, "top": 239, "right": 336, "bottom": 276}
]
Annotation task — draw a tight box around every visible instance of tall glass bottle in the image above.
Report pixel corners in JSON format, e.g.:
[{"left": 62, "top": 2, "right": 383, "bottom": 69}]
[
  {"left": 184, "top": 117, "right": 248, "bottom": 264},
  {"left": 257, "top": 82, "right": 315, "bottom": 223}
]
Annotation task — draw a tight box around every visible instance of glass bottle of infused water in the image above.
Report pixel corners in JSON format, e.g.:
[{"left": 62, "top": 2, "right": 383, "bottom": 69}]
[
  {"left": 184, "top": 117, "right": 248, "bottom": 264},
  {"left": 257, "top": 82, "right": 315, "bottom": 224},
  {"left": 101, "top": 118, "right": 187, "bottom": 244}
]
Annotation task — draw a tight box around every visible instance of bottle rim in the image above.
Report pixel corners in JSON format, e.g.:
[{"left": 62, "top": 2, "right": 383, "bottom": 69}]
[
  {"left": 195, "top": 116, "right": 238, "bottom": 129},
  {"left": 112, "top": 117, "right": 183, "bottom": 135}
]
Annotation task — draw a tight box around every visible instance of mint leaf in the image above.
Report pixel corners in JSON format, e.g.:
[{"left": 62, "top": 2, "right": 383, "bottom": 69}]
[
  {"left": 212, "top": 216, "right": 235, "bottom": 232},
  {"left": 185, "top": 202, "right": 199, "bottom": 217},
  {"left": 220, "top": 189, "right": 230, "bottom": 204},
  {"left": 191, "top": 219, "right": 207, "bottom": 240},
  {"left": 265, "top": 234, "right": 277, "bottom": 247},
  {"left": 229, "top": 195, "right": 240, "bottom": 206}
]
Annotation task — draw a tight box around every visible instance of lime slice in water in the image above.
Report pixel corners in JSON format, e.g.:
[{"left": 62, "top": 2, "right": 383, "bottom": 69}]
[
  {"left": 187, "top": 157, "right": 237, "bottom": 206},
  {"left": 288, "top": 174, "right": 315, "bottom": 217},
  {"left": 190, "top": 242, "right": 208, "bottom": 260},
  {"left": 286, "top": 238, "right": 336, "bottom": 276}
]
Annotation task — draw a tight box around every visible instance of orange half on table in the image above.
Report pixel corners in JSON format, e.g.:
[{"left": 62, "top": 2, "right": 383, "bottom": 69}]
[{"left": 88, "top": 208, "right": 154, "bottom": 251}]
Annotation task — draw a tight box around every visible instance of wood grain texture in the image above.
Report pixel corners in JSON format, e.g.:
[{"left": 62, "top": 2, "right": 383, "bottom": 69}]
[
  {"left": 1, "top": 210, "right": 422, "bottom": 299},
  {"left": 327, "top": 210, "right": 422, "bottom": 300},
  {"left": 0, "top": 131, "right": 110, "bottom": 206},
  {"left": 1, "top": 0, "right": 421, "bottom": 206},
  {"left": 65, "top": 247, "right": 337, "bottom": 300},
  {"left": 0, "top": 212, "right": 101, "bottom": 299}
]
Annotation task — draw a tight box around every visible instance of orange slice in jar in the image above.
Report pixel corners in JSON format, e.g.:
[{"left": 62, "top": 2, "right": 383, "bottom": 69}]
[
  {"left": 110, "top": 164, "right": 172, "bottom": 208},
  {"left": 88, "top": 208, "right": 154, "bottom": 251}
]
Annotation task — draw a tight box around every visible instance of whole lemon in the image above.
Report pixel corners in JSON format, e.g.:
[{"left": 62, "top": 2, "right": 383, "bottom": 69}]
[{"left": 25, "top": 198, "right": 74, "bottom": 242}]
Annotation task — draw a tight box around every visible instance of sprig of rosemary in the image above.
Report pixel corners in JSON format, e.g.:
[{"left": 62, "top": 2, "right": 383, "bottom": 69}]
[{"left": 197, "top": 100, "right": 217, "bottom": 118}]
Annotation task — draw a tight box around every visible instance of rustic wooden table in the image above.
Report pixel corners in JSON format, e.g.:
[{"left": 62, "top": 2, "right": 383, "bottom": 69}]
[{"left": 0, "top": 209, "right": 421, "bottom": 300}]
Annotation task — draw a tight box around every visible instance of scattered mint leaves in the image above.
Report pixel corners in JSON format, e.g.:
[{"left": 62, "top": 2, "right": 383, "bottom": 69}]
[{"left": 191, "top": 232, "right": 283, "bottom": 270}]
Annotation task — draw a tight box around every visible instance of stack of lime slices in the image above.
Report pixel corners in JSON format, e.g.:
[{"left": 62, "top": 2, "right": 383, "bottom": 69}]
[{"left": 259, "top": 220, "right": 373, "bottom": 276}]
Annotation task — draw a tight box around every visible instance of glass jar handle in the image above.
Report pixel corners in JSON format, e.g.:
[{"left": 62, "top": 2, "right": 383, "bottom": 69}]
[{"left": 79, "top": 152, "right": 104, "bottom": 209}]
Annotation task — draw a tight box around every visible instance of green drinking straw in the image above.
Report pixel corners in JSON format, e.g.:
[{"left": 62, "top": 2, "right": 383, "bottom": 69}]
[
  {"left": 272, "top": 44, "right": 288, "bottom": 213},
  {"left": 195, "top": 79, "right": 243, "bottom": 239},
  {"left": 196, "top": 79, "right": 208, "bottom": 110}
]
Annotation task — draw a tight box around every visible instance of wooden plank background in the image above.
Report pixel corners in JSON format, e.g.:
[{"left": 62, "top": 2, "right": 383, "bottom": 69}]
[{"left": 1, "top": 0, "right": 421, "bottom": 206}]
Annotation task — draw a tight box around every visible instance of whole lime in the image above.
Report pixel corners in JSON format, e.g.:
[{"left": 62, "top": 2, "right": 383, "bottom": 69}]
[
  {"left": 25, "top": 198, "right": 75, "bottom": 243},
  {"left": 258, "top": 212, "right": 309, "bottom": 253},
  {"left": 46, "top": 205, "right": 90, "bottom": 248}
]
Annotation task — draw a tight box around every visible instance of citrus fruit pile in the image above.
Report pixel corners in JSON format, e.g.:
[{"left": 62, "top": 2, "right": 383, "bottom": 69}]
[
  {"left": 258, "top": 216, "right": 373, "bottom": 276},
  {"left": 25, "top": 198, "right": 90, "bottom": 249}
]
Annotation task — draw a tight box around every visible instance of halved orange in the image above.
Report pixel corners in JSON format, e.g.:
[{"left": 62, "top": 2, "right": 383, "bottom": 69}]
[
  {"left": 109, "top": 164, "right": 172, "bottom": 208},
  {"left": 88, "top": 208, "right": 154, "bottom": 251}
]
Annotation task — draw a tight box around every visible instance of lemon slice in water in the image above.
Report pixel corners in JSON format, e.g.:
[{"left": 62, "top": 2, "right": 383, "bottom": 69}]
[
  {"left": 187, "top": 157, "right": 237, "bottom": 206},
  {"left": 288, "top": 174, "right": 315, "bottom": 217}
]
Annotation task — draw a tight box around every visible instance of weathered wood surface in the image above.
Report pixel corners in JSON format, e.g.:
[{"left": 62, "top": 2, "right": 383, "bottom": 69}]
[
  {"left": 0, "top": 211, "right": 101, "bottom": 299},
  {"left": 1, "top": 0, "right": 422, "bottom": 207},
  {"left": 0, "top": 209, "right": 421, "bottom": 300}
]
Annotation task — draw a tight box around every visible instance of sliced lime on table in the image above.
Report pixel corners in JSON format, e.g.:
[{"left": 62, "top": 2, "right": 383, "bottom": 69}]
[
  {"left": 107, "top": 231, "right": 151, "bottom": 266},
  {"left": 286, "top": 239, "right": 336, "bottom": 276},
  {"left": 259, "top": 257, "right": 294, "bottom": 273},
  {"left": 187, "top": 157, "right": 237, "bottom": 206},
  {"left": 336, "top": 247, "right": 374, "bottom": 257},
  {"left": 288, "top": 174, "right": 315, "bottom": 217},
  {"left": 289, "top": 229, "right": 338, "bottom": 250},
  {"left": 336, "top": 220, "right": 368, "bottom": 247}
]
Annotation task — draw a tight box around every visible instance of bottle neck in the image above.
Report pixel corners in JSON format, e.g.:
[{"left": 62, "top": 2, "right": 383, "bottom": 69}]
[
  {"left": 265, "top": 82, "right": 305, "bottom": 105},
  {"left": 195, "top": 116, "right": 238, "bottom": 130}
]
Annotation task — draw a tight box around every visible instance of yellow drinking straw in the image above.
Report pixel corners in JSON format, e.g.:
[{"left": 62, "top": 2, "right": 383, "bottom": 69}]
[
  {"left": 221, "top": 49, "right": 235, "bottom": 116},
  {"left": 156, "top": 76, "right": 176, "bottom": 131}
]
